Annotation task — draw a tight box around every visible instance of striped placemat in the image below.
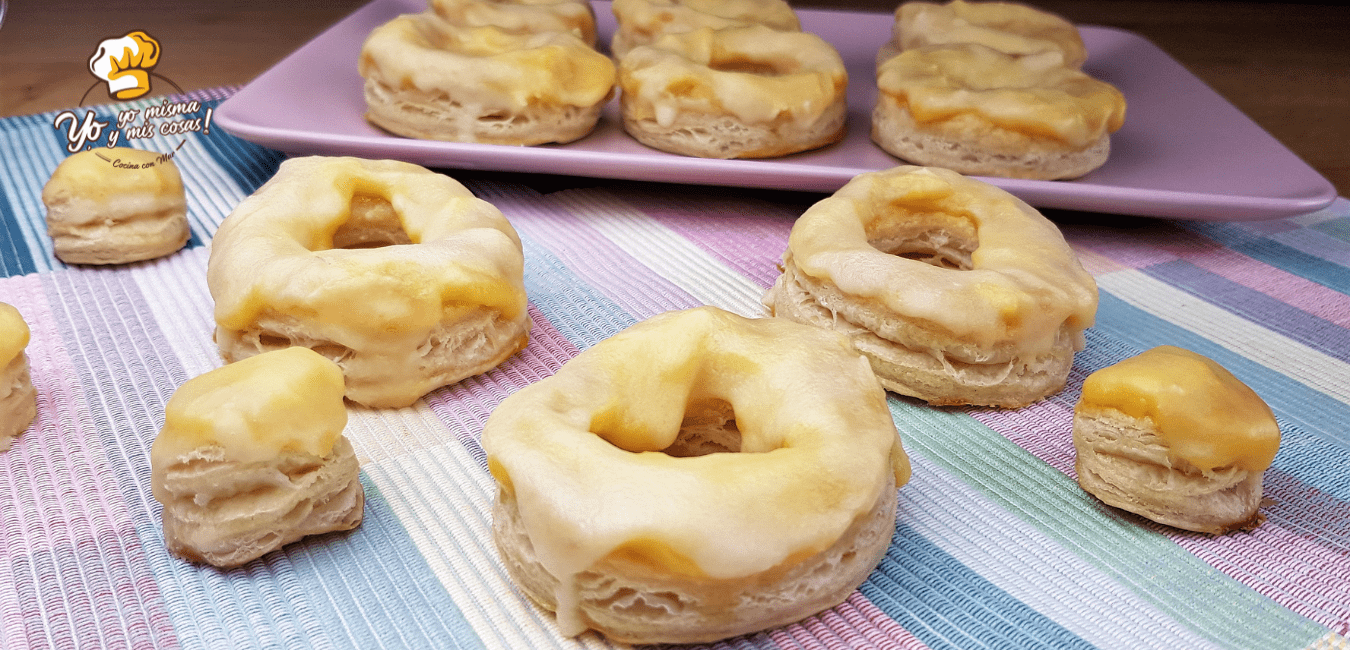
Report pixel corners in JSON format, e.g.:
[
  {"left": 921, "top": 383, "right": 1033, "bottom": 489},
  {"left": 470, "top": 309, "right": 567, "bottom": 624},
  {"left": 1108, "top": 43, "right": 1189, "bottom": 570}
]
[{"left": 1, "top": 89, "right": 1348, "bottom": 650}]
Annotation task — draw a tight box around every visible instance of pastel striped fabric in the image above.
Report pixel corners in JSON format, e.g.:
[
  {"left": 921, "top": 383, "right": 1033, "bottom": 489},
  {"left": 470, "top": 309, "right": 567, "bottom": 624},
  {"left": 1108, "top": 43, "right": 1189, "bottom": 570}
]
[{"left": 1, "top": 89, "right": 1348, "bottom": 650}]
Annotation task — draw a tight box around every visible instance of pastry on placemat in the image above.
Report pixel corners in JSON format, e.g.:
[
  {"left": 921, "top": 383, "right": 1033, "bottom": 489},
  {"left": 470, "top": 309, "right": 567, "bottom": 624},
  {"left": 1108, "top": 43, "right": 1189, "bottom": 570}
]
[
  {"left": 151, "top": 347, "right": 364, "bottom": 567},
  {"left": 42, "top": 147, "right": 189, "bottom": 265},
  {"left": 0, "top": 302, "right": 36, "bottom": 452},
  {"left": 1073, "top": 345, "right": 1281, "bottom": 534}
]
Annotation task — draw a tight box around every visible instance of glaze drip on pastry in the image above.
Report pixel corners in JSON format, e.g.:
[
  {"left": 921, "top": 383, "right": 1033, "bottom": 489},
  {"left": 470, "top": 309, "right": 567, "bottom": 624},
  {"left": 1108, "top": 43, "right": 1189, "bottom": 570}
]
[
  {"left": 765, "top": 165, "right": 1098, "bottom": 407},
  {"left": 1079, "top": 345, "right": 1280, "bottom": 474},
  {"left": 207, "top": 156, "right": 530, "bottom": 408},
  {"left": 483, "top": 307, "right": 909, "bottom": 644}
]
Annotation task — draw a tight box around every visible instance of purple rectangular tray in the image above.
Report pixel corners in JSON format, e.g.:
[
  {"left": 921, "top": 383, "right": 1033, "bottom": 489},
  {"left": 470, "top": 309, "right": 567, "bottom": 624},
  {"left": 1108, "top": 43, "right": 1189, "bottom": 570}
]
[{"left": 214, "top": 0, "right": 1338, "bottom": 220}]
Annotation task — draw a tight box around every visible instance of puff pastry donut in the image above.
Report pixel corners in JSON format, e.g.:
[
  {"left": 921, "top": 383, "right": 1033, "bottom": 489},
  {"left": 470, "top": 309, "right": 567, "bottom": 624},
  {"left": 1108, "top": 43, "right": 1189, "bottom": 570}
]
[
  {"left": 872, "top": 43, "right": 1125, "bottom": 180},
  {"left": 764, "top": 165, "right": 1098, "bottom": 407},
  {"left": 207, "top": 156, "right": 530, "bottom": 408},
  {"left": 618, "top": 25, "right": 848, "bottom": 159},
  {"left": 359, "top": 11, "right": 615, "bottom": 145},
  {"left": 483, "top": 307, "right": 910, "bottom": 644}
]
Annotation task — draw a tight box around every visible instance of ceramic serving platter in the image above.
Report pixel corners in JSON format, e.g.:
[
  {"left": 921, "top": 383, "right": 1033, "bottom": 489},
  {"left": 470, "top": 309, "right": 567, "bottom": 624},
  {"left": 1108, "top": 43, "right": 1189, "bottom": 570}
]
[{"left": 214, "top": 0, "right": 1338, "bottom": 220}]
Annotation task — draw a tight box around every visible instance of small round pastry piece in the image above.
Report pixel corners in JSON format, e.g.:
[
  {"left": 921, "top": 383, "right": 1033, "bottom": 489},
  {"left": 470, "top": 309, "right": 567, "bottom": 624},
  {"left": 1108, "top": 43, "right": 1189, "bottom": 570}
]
[
  {"left": 430, "top": 0, "right": 598, "bottom": 46},
  {"left": 482, "top": 306, "right": 911, "bottom": 644},
  {"left": 609, "top": 0, "right": 800, "bottom": 59},
  {"left": 151, "top": 347, "right": 365, "bottom": 567},
  {"left": 358, "top": 12, "right": 616, "bottom": 145},
  {"left": 618, "top": 25, "right": 848, "bottom": 159},
  {"left": 0, "top": 303, "right": 36, "bottom": 452},
  {"left": 872, "top": 43, "right": 1126, "bottom": 180},
  {"left": 206, "top": 156, "right": 530, "bottom": 408},
  {"left": 1073, "top": 346, "right": 1281, "bottom": 534},
  {"left": 764, "top": 165, "right": 1098, "bottom": 407},
  {"left": 887, "top": 0, "right": 1088, "bottom": 68},
  {"left": 41, "top": 147, "right": 189, "bottom": 265}
]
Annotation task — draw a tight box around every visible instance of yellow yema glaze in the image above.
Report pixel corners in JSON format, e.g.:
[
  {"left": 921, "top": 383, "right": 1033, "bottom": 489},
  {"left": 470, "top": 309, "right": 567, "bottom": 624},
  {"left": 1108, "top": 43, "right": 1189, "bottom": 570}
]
[
  {"left": 0, "top": 303, "right": 30, "bottom": 366},
  {"left": 877, "top": 43, "right": 1125, "bottom": 147},
  {"left": 619, "top": 25, "right": 847, "bottom": 129},
  {"left": 481, "top": 307, "right": 909, "bottom": 624},
  {"left": 430, "top": 0, "right": 598, "bottom": 46},
  {"left": 789, "top": 165, "right": 1097, "bottom": 355},
  {"left": 896, "top": 0, "right": 1088, "bottom": 67},
  {"left": 610, "top": 0, "right": 801, "bottom": 55},
  {"left": 358, "top": 13, "right": 615, "bottom": 111},
  {"left": 42, "top": 147, "right": 183, "bottom": 208},
  {"left": 613, "top": 0, "right": 800, "bottom": 33},
  {"left": 208, "top": 156, "right": 526, "bottom": 348},
  {"left": 151, "top": 347, "right": 347, "bottom": 467},
  {"left": 1078, "top": 345, "right": 1280, "bottom": 473}
]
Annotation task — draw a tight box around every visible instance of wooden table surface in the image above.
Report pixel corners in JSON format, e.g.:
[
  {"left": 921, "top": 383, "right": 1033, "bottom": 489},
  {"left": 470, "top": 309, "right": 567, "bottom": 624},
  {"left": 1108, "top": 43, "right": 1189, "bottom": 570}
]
[{"left": 2, "top": 0, "right": 1346, "bottom": 199}]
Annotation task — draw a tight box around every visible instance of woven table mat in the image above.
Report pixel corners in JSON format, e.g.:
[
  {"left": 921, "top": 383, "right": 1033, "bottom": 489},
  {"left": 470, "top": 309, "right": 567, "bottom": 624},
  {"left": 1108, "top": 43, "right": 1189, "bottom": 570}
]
[{"left": 1, "top": 89, "right": 1348, "bottom": 650}]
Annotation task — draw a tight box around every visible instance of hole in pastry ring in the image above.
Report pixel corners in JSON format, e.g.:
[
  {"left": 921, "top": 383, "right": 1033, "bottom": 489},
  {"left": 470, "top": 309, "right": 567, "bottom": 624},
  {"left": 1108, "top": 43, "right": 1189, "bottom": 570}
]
[
  {"left": 618, "top": 24, "right": 848, "bottom": 159},
  {"left": 764, "top": 165, "right": 1098, "bottom": 407},
  {"left": 206, "top": 156, "right": 530, "bottom": 408},
  {"left": 481, "top": 306, "right": 910, "bottom": 644}
]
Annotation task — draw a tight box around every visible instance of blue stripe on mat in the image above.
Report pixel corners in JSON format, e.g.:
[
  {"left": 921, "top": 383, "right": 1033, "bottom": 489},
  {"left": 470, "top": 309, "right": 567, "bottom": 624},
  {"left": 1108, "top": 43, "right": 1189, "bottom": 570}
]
[
  {"left": 1183, "top": 221, "right": 1350, "bottom": 294},
  {"left": 0, "top": 187, "right": 38, "bottom": 277},
  {"left": 1143, "top": 259, "right": 1350, "bottom": 363},
  {"left": 279, "top": 475, "right": 487, "bottom": 650},
  {"left": 191, "top": 119, "right": 287, "bottom": 197},
  {"left": 0, "top": 113, "right": 67, "bottom": 274},
  {"left": 863, "top": 524, "right": 1094, "bottom": 650},
  {"left": 888, "top": 398, "right": 1328, "bottom": 650},
  {"left": 517, "top": 228, "right": 639, "bottom": 352}
]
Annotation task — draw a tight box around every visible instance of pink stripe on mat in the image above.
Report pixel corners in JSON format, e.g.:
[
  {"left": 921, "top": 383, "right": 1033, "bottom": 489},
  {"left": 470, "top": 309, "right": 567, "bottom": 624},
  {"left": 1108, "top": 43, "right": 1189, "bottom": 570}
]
[
  {"left": 766, "top": 593, "right": 931, "bottom": 650},
  {"left": 967, "top": 400, "right": 1079, "bottom": 476},
  {"left": 493, "top": 188, "right": 703, "bottom": 318},
  {"left": 425, "top": 305, "right": 580, "bottom": 451},
  {"left": 843, "top": 592, "right": 933, "bottom": 650},
  {"left": 622, "top": 191, "right": 797, "bottom": 290},
  {"left": 0, "top": 274, "right": 177, "bottom": 650},
  {"left": 1157, "top": 240, "right": 1350, "bottom": 328},
  {"left": 1179, "top": 521, "right": 1350, "bottom": 631},
  {"left": 1064, "top": 224, "right": 1183, "bottom": 270},
  {"left": 972, "top": 378, "right": 1350, "bottom": 637},
  {"left": 1068, "top": 220, "right": 1350, "bottom": 326}
]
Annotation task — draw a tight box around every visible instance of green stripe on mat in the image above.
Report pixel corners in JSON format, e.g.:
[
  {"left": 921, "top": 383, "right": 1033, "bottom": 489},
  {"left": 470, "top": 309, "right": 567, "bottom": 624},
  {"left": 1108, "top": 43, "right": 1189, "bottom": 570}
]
[{"left": 889, "top": 398, "right": 1327, "bottom": 650}]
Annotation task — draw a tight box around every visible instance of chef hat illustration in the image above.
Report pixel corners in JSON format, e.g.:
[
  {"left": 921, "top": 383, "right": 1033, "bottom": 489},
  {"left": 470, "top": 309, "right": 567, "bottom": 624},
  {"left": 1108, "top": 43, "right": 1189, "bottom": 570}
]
[{"left": 88, "top": 31, "right": 161, "bottom": 100}]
